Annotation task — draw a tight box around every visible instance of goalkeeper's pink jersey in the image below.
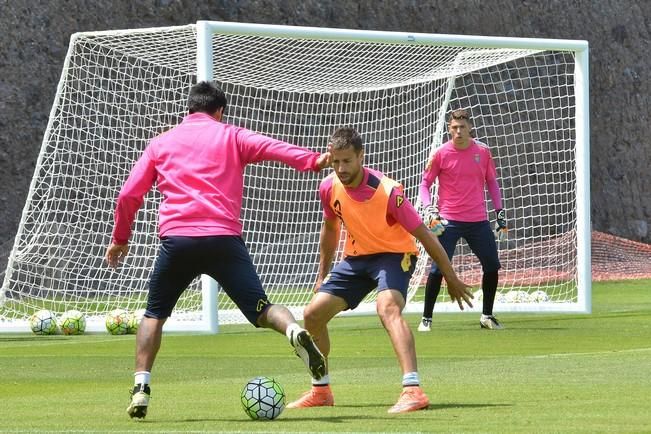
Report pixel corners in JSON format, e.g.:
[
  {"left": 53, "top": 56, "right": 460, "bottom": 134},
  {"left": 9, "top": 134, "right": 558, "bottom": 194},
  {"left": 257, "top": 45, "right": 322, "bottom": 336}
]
[
  {"left": 111, "top": 112, "right": 322, "bottom": 244},
  {"left": 419, "top": 139, "right": 503, "bottom": 222}
]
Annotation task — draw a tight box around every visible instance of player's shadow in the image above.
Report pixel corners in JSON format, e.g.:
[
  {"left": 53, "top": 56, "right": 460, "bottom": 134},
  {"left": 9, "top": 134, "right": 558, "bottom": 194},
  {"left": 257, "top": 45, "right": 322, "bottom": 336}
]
[
  {"left": 182, "top": 415, "right": 370, "bottom": 423},
  {"left": 427, "top": 402, "right": 510, "bottom": 410},
  {"left": 160, "top": 403, "right": 511, "bottom": 425},
  {"left": 159, "top": 403, "right": 511, "bottom": 424},
  {"left": 338, "top": 402, "right": 510, "bottom": 411}
]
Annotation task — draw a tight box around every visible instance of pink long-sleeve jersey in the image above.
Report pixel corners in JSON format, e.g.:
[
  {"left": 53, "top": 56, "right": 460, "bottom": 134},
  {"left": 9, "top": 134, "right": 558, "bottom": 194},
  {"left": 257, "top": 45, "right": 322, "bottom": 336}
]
[
  {"left": 111, "top": 112, "right": 322, "bottom": 244},
  {"left": 419, "top": 139, "right": 503, "bottom": 222}
]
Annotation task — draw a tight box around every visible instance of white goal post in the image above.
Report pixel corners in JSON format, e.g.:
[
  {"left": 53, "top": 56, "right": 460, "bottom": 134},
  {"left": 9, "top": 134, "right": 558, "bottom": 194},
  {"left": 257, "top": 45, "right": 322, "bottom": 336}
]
[{"left": 0, "top": 21, "right": 590, "bottom": 333}]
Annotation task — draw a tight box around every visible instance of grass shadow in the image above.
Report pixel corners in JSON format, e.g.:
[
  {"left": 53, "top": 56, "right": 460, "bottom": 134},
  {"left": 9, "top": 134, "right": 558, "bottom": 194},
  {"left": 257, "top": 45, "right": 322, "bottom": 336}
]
[{"left": 0, "top": 336, "right": 70, "bottom": 342}]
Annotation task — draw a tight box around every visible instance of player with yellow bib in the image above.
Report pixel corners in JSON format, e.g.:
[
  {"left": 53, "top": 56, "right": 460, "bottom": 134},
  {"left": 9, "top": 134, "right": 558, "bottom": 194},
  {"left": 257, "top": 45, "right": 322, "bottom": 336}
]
[{"left": 287, "top": 127, "right": 473, "bottom": 414}]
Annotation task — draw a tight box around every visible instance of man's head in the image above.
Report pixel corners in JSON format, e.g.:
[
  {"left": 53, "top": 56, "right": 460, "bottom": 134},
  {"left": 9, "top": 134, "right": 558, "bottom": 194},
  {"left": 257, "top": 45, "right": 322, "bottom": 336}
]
[
  {"left": 329, "top": 127, "right": 364, "bottom": 187},
  {"left": 447, "top": 109, "right": 473, "bottom": 148},
  {"left": 188, "top": 81, "right": 227, "bottom": 119}
]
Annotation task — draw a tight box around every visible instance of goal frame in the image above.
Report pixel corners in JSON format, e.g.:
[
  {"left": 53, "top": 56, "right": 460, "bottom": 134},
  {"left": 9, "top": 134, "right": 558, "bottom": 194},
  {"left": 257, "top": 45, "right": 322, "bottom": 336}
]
[
  {"left": 0, "top": 21, "right": 590, "bottom": 333},
  {"left": 196, "top": 21, "right": 591, "bottom": 319}
]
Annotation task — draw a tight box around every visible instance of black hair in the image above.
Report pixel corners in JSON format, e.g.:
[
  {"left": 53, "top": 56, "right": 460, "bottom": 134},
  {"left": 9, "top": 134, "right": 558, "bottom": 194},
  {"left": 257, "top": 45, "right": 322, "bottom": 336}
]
[
  {"left": 329, "top": 127, "right": 363, "bottom": 154},
  {"left": 448, "top": 109, "right": 471, "bottom": 122},
  {"left": 448, "top": 109, "right": 475, "bottom": 137},
  {"left": 188, "top": 81, "right": 227, "bottom": 114}
]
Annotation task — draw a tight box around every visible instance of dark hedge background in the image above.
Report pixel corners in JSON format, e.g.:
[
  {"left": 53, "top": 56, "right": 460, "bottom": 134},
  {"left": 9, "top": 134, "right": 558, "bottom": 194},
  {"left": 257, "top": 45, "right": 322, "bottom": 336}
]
[{"left": 1, "top": 0, "right": 649, "bottom": 274}]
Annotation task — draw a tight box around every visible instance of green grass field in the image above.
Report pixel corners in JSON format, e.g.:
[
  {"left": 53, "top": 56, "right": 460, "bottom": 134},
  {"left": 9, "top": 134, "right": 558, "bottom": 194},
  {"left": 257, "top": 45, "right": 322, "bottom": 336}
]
[{"left": 1, "top": 279, "right": 650, "bottom": 433}]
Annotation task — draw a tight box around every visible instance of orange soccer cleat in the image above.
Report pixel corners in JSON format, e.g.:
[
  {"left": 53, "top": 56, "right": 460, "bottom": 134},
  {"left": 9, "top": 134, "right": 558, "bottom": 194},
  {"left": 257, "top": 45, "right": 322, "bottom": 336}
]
[
  {"left": 387, "top": 386, "right": 430, "bottom": 414},
  {"left": 286, "top": 385, "right": 335, "bottom": 408}
]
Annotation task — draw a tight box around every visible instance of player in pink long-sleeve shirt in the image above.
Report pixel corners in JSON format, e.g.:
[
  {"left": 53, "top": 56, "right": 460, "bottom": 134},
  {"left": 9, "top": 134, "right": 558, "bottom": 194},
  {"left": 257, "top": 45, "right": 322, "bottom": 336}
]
[
  {"left": 105, "top": 81, "right": 327, "bottom": 420},
  {"left": 418, "top": 109, "right": 508, "bottom": 332}
]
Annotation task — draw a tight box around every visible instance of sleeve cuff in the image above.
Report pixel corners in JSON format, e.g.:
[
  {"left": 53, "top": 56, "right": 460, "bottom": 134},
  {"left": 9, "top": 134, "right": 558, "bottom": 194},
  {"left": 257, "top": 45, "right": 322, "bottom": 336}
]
[{"left": 112, "top": 237, "right": 129, "bottom": 245}]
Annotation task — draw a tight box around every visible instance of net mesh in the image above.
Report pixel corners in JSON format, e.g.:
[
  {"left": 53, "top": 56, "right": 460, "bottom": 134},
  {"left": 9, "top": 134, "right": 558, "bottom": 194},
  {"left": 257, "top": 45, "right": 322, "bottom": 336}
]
[
  {"left": 0, "top": 23, "right": 601, "bottom": 330},
  {"left": 591, "top": 231, "right": 651, "bottom": 281}
]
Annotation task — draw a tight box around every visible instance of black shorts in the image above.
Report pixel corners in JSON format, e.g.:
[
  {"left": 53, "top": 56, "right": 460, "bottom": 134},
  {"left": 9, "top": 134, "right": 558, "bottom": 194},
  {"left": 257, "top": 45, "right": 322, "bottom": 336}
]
[
  {"left": 147, "top": 235, "right": 270, "bottom": 326},
  {"left": 319, "top": 252, "right": 417, "bottom": 310},
  {"left": 429, "top": 220, "right": 501, "bottom": 275}
]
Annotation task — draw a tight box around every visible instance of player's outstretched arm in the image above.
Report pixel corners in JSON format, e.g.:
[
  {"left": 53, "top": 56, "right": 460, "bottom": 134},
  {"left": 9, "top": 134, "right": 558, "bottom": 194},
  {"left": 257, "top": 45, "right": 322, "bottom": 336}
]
[
  {"left": 411, "top": 224, "right": 474, "bottom": 310},
  {"left": 314, "top": 217, "right": 339, "bottom": 292},
  {"left": 239, "top": 130, "right": 331, "bottom": 172}
]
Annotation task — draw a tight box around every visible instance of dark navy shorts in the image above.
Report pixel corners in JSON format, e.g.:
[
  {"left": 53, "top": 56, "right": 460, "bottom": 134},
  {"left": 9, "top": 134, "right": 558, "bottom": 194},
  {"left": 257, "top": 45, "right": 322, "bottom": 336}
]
[
  {"left": 319, "top": 252, "right": 417, "bottom": 310},
  {"left": 429, "top": 220, "right": 501, "bottom": 276},
  {"left": 147, "top": 235, "right": 270, "bottom": 326}
]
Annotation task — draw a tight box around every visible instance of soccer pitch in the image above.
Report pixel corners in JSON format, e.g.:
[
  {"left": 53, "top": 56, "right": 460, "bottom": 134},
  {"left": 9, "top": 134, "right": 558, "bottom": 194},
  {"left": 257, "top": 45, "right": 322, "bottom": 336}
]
[{"left": 1, "top": 280, "right": 650, "bottom": 433}]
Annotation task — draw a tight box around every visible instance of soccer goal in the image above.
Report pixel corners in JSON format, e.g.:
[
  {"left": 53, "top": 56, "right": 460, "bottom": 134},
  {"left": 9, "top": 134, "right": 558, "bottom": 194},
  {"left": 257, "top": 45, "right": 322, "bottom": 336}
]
[{"left": 0, "top": 21, "right": 590, "bottom": 333}]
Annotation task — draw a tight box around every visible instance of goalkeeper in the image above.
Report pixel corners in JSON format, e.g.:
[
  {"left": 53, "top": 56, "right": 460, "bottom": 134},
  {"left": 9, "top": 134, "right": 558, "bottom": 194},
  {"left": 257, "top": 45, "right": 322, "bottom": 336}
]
[
  {"left": 287, "top": 127, "right": 473, "bottom": 414},
  {"left": 418, "top": 109, "right": 506, "bottom": 332},
  {"left": 105, "top": 81, "right": 328, "bottom": 420}
]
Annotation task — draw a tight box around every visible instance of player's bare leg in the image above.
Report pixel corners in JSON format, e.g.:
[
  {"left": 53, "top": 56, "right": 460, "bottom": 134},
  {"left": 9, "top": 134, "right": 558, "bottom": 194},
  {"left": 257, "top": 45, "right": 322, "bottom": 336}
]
[
  {"left": 377, "top": 290, "right": 430, "bottom": 414},
  {"left": 376, "top": 290, "right": 417, "bottom": 373},
  {"left": 258, "top": 304, "right": 326, "bottom": 380},
  {"left": 302, "top": 292, "right": 347, "bottom": 357},
  {"left": 127, "top": 316, "right": 165, "bottom": 419},
  {"left": 287, "top": 292, "right": 345, "bottom": 408},
  {"left": 135, "top": 317, "right": 165, "bottom": 371}
]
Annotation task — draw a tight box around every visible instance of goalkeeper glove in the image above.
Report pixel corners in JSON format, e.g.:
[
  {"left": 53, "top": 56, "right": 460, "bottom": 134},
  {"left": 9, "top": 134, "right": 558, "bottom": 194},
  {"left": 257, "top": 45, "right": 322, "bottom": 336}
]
[
  {"left": 494, "top": 209, "right": 508, "bottom": 241},
  {"left": 423, "top": 205, "right": 446, "bottom": 236}
]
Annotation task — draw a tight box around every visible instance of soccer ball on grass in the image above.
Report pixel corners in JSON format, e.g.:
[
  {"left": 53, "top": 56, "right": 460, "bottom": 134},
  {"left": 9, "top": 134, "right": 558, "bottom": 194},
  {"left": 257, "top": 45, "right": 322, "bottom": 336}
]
[
  {"left": 240, "top": 376, "right": 285, "bottom": 420},
  {"left": 505, "top": 290, "right": 529, "bottom": 303},
  {"left": 29, "top": 309, "right": 58, "bottom": 335},
  {"left": 58, "top": 310, "right": 86, "bottom": 335},
  {"left": 105, "top": 308, "right": 129, "bottom": 335},
  {"left": 528, "top": 290, "right": 549, "bottom": 303}
]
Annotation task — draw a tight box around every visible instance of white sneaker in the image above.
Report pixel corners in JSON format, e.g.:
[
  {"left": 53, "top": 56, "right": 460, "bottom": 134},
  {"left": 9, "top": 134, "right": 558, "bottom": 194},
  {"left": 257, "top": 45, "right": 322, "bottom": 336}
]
[
  {"left": 480, "top": 315, "right": 504, "bottom": 330},
  {"left": 417, "top": 318, "right": 432, "bottom": 332},
  {"left": 126, "top": 384, "right": 150, "bottom": 419},
  {"left": 290, "top": 329, "right": 326, "bottom": 380}
]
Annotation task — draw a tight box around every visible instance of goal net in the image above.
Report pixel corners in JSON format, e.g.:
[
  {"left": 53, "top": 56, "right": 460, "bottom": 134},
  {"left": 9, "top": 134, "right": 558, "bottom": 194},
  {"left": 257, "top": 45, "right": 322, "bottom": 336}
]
[{"left": 0, "top": 22, "right": 590, "bottom": 332}]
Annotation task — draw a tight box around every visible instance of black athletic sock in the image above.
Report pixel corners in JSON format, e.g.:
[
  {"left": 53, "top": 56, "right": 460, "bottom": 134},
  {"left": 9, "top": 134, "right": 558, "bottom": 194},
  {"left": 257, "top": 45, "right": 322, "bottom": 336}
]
[
  {"left": 481, "top": 271, "right": 499, "bottom": 316},
  {"left": 132, "top": 383, "right": 151, "bottom": 395},
  {"left": 422, "top": 273, "right": 444, "bottom": 319}
]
